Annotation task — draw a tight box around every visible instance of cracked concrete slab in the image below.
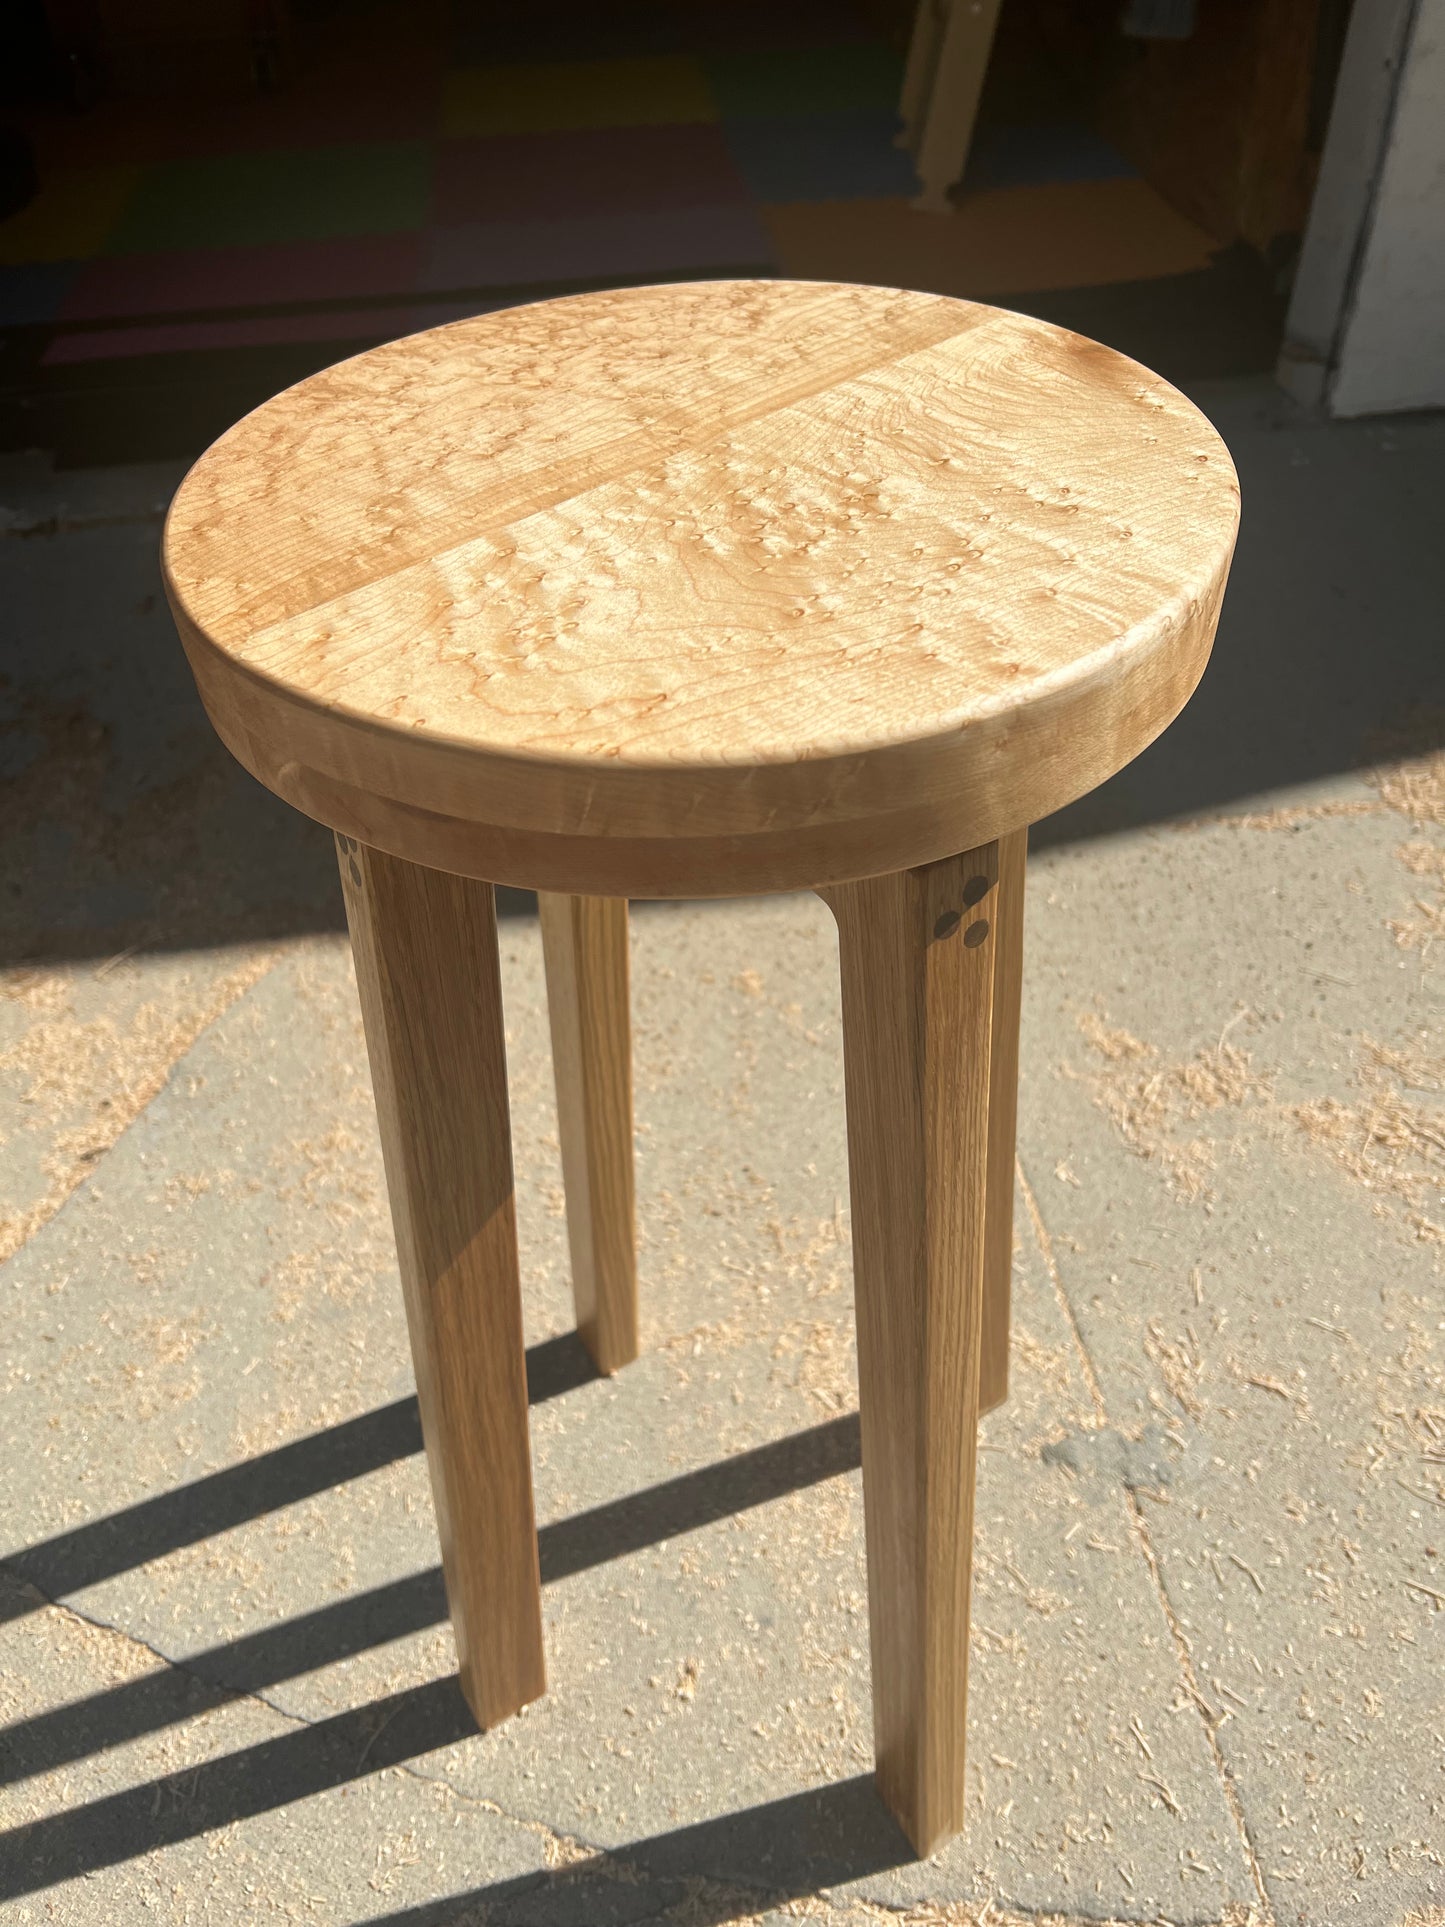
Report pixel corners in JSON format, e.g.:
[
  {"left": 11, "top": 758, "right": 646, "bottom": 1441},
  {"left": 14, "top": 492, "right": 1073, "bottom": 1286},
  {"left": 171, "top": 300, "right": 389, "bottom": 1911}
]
[
  {"left": 1020, "top": 797, "right": 1444, "bottom": 1927},
  {"left": 0, "top": 945, "right": 280, "bottom": 1268},
  {"left": 1, "top": 905, "right": 1259, "bottom": 1923},
  {"left": 2, "top": 386, "right": 1443, "bottom": 1925},
  {"left": 0, "top": 1582, "right": 548, "bottom": 1925},
  {"left": 2, "top": 448, "right": 346, "bottom": 979}
]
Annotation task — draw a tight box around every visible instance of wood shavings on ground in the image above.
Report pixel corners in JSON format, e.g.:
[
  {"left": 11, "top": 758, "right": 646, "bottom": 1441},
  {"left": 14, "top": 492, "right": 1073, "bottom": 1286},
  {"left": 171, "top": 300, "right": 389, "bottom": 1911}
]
[
  {"left": 1226, "top": 1551, "right": 1265, "bottom": 1594},
  {"left": 1363, "top": 1038, "right": 1445, "bottom": 1091},
  {"left": 781, "top": 1318, "right": 859, "bottom": 1414},
  {"left": 1076, "top": 1012, "right": 1152, "bottom": 1062},
  {"left": 982, "top": 1550, "right": 1068, "bottom": 1619},
  {"left": 1199, "top": 798, "right": 1386, "bottom": 832},
  {"left": 1367, "top": 713, "right": 1445, "bottom": 955},
  {"left": 1010, "top": 1325, "right": 1074, "bottom": 1393},
  {"left": 1290, "top": 1044, "right": 1445, "bottom": 1247},
  {"left": 0, "top": 947, "right": 280, "bottom": 1263},
  {"left": 730, "top": 1894, "right": 1264, "bottom": 1927},
  {"left": 1145, "top": 1320, "right": 1205, "bottom": 1415},
  {"left": 1226, "top": 1357, "right": 1312, "bottom": 1423},
  {"left": 1072, "top": 1008, "right": 1272, "bottom": 1203},
  {"left": 1077, "top": 1000, "right": 1442, "bottom": 1253},
  {"left": 1136, "top": 1769, "right": 1183, "bottom": 1816},
  {"left": 1173, "top": 714, "right": 1443, "bottom": 970},
  {"left": 1368, "top": 716, "right": 1445, "bottom": 830},
  {"left": 1388, "top": 842, "right": 1445, "bottom": 954}
]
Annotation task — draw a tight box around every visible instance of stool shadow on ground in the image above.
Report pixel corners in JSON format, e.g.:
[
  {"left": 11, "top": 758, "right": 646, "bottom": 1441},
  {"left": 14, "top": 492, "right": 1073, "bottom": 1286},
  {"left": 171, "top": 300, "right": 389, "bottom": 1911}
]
[
  {"left": 0, "top": 1346, "right": 865, "bottom": 1902},
  {"left": 4, "top": 1713, "right": 909, "bottom": 1917},
  {"left": 3, "top": 519, "right": 539, "bottom": 968},
  {"left": 0, "top": 1331, "right": 596, "bottom": 1623},
  {"left": 362, "top": 1775, "right": 916, "bottom": 1927},
  {"left": 7, "top": 581, "right": 1441, "bottom": 968}
]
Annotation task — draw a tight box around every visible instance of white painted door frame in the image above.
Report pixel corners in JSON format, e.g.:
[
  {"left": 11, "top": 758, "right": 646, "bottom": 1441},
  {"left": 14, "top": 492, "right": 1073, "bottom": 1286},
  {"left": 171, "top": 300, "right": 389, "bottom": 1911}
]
[{"left": 1280, "top": 0, "right": 1445, "bottom": 415}]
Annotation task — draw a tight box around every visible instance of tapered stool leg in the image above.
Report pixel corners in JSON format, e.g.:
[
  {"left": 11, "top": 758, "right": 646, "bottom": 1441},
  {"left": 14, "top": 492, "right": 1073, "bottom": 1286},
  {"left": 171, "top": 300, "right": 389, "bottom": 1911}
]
[
  {"left": 337, "top": 835, "right": 545, "bottom": 1726},
  {"left": 538, "top": 893, "right": 638, "bottom": 1374},
  {"left": 980, "top": 827, "right": 1027, "bottom": 1415},
  {"left": 823, "top": 842, "right": 1000, "bottom": 1856}
]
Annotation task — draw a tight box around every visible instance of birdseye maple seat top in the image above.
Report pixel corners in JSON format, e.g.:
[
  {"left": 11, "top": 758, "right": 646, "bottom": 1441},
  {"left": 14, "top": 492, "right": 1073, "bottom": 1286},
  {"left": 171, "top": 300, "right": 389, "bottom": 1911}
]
[{"left": 164, "top": 279, "right": 1239, "bottom": 896}]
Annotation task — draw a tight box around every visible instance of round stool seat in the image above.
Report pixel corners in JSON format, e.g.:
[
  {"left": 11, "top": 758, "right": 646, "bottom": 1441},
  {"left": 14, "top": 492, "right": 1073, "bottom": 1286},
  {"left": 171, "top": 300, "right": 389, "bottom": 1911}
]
[{"left": 164, "top": 279, "right": 1238, "bottom": 896}]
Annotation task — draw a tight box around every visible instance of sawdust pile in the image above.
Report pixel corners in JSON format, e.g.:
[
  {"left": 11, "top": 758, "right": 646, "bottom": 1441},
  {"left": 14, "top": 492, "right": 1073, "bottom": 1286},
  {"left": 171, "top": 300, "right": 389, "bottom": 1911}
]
[
  {"left": 684, "top": 1889, "right": 1265, "bottom": 1926},
  {"left": 0, "top": 949, "right": 278, "bottom": 1263},
  {"left": 1387, "top": 839, "right": 1445, "bottom": 954},
  {"left": 1291, "top": 1038, "right": 1445, "bottom": 1246},
  {"left": 1370, "top": 717, "right": 1445, "bottom": 830},
  {"left": 1073, "top": 1011, "right": 1271, "bottom": 1203},
  {"left": 1078, "top": 1006, "right": 1443, "bottom": 1251},
  {"left": 1187, "top": 710, "right": 1445, "bottom": 958},
  {"left": 1370, "top": 711, "right": 1445, "bottom": 955}
]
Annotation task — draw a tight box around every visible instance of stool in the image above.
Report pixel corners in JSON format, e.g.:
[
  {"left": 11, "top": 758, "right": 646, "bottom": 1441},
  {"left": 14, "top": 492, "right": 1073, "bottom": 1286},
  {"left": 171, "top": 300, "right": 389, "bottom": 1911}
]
[{"left": 164, "top": 280, "right": 1237, "bottom": 1856}]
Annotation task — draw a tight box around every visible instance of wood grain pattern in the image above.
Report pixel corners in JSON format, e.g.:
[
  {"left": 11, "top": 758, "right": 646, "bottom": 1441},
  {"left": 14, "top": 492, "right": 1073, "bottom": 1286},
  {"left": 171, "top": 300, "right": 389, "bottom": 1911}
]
[
  {"left": 166, "top": 280, "right": 1239, "bottom": 898},
  {"left": 980, "top": 825, "right": 1027, "bottom": 1415},
  {"left": 1101, "top": 0, "right": 1322, "bottom": 253},
  {"left": 336, "top": 835, "right": 544, "bottom": 1726},
  {"left": 823, "top": 843, "right": 998, "bottom": 1856},
  {"left": 538, "top": 892, "right": 638, "bottom": 1374}
]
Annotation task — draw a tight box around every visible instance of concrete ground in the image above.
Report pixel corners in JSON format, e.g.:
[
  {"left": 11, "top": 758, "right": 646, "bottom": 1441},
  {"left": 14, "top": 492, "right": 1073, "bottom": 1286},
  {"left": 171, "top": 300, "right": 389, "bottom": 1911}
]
[{"left": 1, "top": 378, "right": 1443, "bottom": 1926}]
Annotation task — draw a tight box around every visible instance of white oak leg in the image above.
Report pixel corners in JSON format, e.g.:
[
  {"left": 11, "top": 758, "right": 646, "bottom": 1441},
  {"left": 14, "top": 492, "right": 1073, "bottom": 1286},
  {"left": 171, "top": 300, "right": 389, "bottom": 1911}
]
[
  {"left": 538, "top": 893, "right": 638, "bottom": 1374},
  {"left": 338, "top": 835, "right": 544, "bottom": 1727},
  {"left": 823, "top": 842, "right": 999, "bottom": 1854}
]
